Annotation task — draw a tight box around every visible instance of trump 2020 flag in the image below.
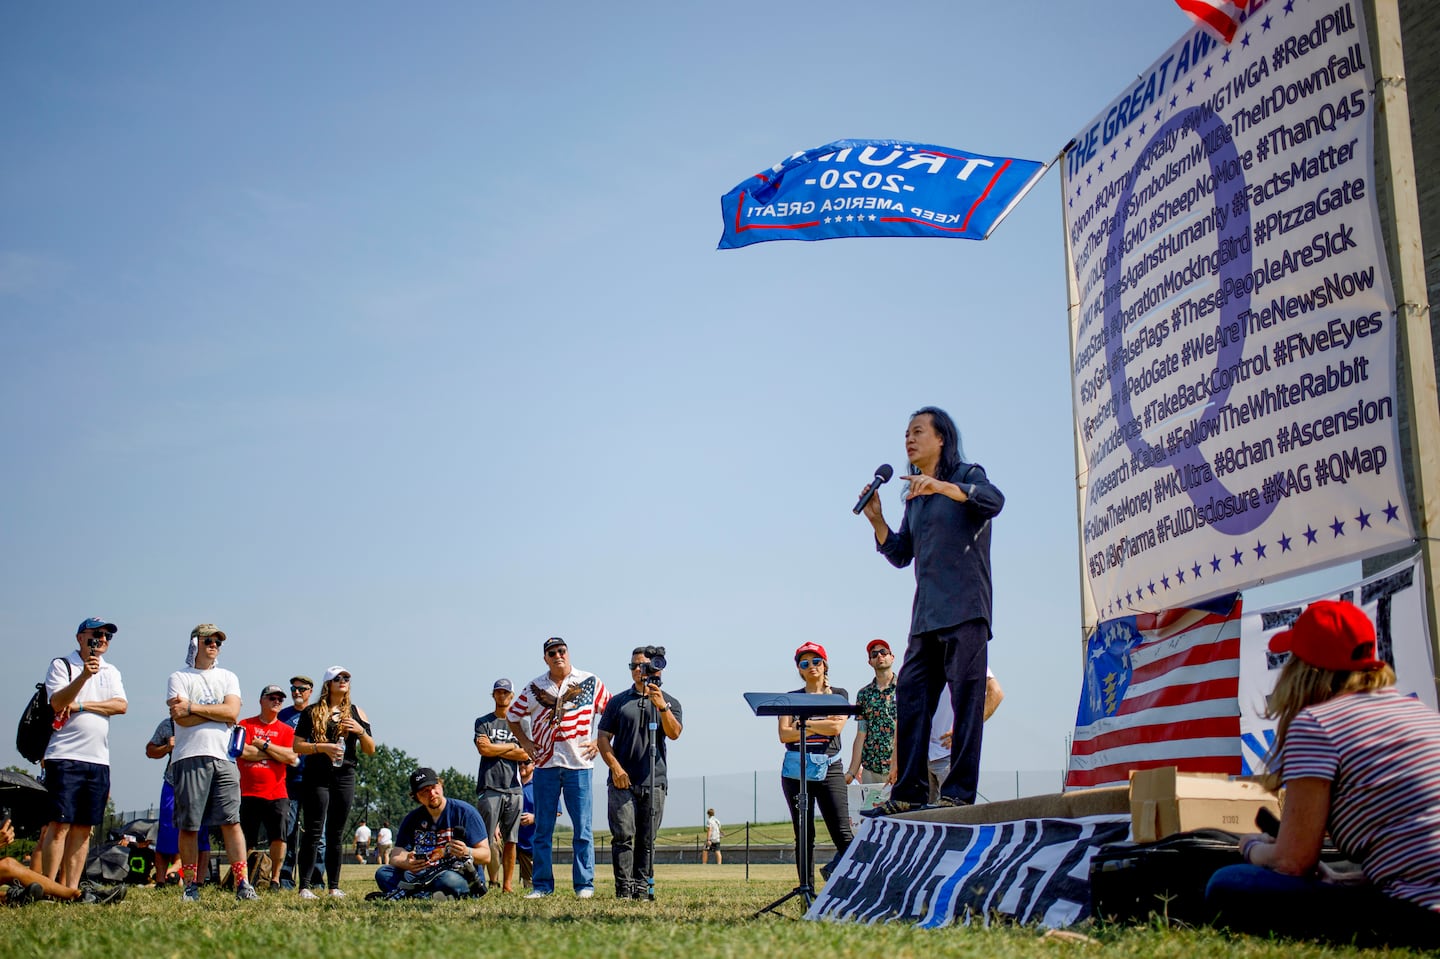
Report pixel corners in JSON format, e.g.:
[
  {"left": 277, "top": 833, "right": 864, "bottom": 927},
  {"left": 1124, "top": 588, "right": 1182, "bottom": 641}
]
[
  {"left": 718, "top": 139, "right": 1045, "bottom": 250},
  {"left": 1067, "top": 594, "right": 1242, "bottom": 789}
]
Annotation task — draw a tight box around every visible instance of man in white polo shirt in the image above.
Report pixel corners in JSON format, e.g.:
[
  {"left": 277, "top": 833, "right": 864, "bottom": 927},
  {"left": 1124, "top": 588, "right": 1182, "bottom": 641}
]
[{"left": 41, "top": 616, "right": 128, "bottom": 890}]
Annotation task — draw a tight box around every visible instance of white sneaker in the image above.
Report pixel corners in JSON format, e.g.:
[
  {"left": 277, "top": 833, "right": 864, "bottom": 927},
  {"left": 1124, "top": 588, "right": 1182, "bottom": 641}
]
[
  {"left": 328, "top": 888, "right": 346, "bottom": 898},
  {"left": 576, "top": 888, "right": 594, "bottom": 899},
  {"left": 299, "top": 888, "right": 319, "bottom": 900},
  {"left": 524, "top": 890, "right": 550, "bottom": 899}
]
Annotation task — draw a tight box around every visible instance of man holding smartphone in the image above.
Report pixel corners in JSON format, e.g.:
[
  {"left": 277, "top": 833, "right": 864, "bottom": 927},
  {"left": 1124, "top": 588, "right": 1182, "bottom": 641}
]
[{"left": 41, "top": 617, "right": 128, "bottom": 890}]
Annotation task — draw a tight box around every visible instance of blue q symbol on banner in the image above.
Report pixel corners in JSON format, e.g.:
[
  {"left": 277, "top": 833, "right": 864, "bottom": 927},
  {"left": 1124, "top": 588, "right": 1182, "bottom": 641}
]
[{"left": 1079, "top": 617, "right": 1144, "bottom": 725}]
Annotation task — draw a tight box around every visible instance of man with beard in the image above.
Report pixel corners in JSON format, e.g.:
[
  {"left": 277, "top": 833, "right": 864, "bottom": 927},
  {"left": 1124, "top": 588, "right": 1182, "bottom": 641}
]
[{"left": 374, "top": 768, "right": 490, "bottom": 900}]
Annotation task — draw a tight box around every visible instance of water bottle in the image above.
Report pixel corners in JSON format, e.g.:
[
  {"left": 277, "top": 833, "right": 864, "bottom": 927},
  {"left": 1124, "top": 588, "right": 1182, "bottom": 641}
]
[
  {"left": 330, "top": 708, "right": 345, "bottom": 767},
  {"left": 227, "top": 725, "right": 247, "bottom": 760}
]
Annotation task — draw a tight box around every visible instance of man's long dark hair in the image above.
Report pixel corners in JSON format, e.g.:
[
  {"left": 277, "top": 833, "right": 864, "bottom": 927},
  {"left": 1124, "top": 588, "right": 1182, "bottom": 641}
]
[{"left": 910, "top": 406, "right": 967, "bottom": 481}]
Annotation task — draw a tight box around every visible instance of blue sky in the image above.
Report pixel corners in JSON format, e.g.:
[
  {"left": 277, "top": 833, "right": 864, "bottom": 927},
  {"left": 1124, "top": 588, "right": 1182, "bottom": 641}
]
[{"left": 1, "top": 2, "right": 1359, "bottom": 818}]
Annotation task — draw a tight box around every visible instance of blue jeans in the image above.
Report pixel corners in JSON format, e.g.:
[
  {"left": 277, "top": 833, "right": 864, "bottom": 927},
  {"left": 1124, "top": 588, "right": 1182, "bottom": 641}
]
[
  {"left": 1207, "top": 864, "right": 1440, "bottom": 947},
  {"left": 374, "top": 864, "right": 473, "bottom": 899},
  {"left": 532, "top": 765, "right": 593, "bottom": 894}
]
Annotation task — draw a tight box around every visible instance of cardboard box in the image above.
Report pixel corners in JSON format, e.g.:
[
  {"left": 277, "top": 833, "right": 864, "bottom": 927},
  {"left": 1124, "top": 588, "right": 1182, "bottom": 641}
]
[{"left": 1129, "top": 767, "right": 1281, "bottom": 842}]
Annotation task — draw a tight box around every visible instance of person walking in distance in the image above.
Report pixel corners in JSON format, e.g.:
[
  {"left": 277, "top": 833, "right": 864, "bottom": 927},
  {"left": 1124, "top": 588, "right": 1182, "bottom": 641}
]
[{"left": 703, "top": 809, "right": 722, "bottom": 866}]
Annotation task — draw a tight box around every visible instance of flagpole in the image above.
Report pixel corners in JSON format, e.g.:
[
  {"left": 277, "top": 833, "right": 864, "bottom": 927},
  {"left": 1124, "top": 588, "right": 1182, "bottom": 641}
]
[
  {"left": 981, "top": 144, "right": 1066, "bottom": 241},
  {"left": 1368, "top": 0, "right": 1440, "bottom": 700},
  {"left": 1059, "top": 138, "right": 1100, "bottom": 654}
]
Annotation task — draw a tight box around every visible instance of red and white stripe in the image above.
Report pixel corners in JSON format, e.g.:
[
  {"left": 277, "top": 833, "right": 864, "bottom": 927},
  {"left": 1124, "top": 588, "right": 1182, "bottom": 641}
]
[
  {"left": 1068, "top": 603, "right": 1243, "bottom": 788},
  {"left": 1175, "top": 0, "right": 1250, "bottom": 43}
]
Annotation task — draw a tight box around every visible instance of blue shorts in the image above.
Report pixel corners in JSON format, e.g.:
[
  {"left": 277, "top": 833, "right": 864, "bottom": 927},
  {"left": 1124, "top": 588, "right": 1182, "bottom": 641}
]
[
  {"left": 44, "top": 759, "right": 109, "bottom": 826},
  {"left": 157, "top": 780, "right": 211, "bottom": 856}
]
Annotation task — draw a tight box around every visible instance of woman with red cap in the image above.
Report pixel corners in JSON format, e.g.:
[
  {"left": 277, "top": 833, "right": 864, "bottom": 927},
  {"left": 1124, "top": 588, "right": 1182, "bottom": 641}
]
[
  {"left": 1205, "top": 600, "right": 1440, "bottom": 947},
  {"left": 777, "top": 642, "right": 853, "bottom": 886}
]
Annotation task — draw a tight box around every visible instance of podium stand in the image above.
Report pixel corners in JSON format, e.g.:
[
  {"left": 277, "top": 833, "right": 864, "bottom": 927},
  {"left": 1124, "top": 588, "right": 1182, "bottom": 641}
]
[{"left": 743, "top": 691, "right": 854, "bottom": 918}]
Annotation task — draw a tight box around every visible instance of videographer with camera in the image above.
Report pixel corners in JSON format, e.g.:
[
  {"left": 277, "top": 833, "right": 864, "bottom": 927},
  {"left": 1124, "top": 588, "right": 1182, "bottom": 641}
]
[
  {"left": 597, "top": 646, "right": 682, "bottom": 900},
  {"left": 373, "top": 767, "right": 490, "bottom": 900}
]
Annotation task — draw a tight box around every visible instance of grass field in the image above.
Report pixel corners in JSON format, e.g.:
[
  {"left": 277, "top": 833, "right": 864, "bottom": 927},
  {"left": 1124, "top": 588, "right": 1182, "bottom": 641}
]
[{"left": 4, "top": 864, "right": 1423, "bottom": 959}]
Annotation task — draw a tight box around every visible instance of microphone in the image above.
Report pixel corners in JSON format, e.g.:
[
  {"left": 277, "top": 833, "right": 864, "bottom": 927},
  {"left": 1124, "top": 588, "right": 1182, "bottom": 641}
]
[{"left": 852, "top": 464, "right": 894, "bottom": 514}]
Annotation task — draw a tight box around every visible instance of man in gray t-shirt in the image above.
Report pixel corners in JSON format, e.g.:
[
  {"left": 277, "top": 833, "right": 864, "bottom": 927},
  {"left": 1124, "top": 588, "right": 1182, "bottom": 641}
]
[{"left": 473, "top": 679, "right": 529, "bottom": 893}]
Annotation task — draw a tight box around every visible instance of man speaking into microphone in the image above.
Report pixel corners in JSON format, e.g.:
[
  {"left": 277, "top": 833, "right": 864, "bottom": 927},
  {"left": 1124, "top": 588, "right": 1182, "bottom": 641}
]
[{"left": 858, "top": 406, "right": 1004, "bottom": 816}]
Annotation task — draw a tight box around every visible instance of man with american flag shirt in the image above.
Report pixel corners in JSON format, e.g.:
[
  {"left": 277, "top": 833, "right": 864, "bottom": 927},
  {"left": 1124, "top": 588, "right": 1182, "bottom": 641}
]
[{"left": 507, "top": 636, "right": 609, "bottom": 899}]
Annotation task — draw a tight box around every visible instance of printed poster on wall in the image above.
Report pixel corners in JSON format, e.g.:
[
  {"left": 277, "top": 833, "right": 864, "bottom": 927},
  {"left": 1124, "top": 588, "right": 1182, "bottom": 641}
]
[
  {"left": 1236, "top": 553, "right": 1437, "bottom": 773},
  {"left": 1063, "top": 0, "right": 1413, "bottom": 616}
]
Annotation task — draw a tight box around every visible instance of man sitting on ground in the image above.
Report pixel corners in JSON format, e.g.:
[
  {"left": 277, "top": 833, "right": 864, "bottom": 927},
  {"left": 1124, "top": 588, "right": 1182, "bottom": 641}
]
[{"left": 374, "top": 768, "right": 490, "bottom": 900}]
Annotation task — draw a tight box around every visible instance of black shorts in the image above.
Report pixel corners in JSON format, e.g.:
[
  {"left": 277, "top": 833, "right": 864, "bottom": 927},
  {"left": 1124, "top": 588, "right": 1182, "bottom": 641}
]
[
  {"left": 44, "top": 759, "right": 109, "bottom": 826},
  {"left": 240, "top": 795, "right": 289, "bottom": 847}
]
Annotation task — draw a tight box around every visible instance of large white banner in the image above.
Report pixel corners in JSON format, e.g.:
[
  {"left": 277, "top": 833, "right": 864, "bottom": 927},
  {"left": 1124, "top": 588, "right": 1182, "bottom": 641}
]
[
  {"left": 1064, "top": 0, "right": 1413, "bottom": 616},
  {"left": 1237, "top": 554, "right": 1437, "bottom": 773}
]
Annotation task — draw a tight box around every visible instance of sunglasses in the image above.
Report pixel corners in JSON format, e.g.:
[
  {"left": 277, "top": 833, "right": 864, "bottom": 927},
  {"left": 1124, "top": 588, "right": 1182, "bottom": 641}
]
[
  {"left": 264, "top": 694, "right": 286, "bottom": 702},
  {"left": 629, "top": 662, "right": 650, "bottom": 671},
  {"left": 89, "top": 630, "right": 114, "bottom": 641},
  {"left": 796, "top": 657, "right": 825, "bottom": 669},
  {"left": 869, "top": 648, "right": 891, "bottom": 659},
  {"left": 290, "top": 685, "right": 311, "bottom": 693},
  {"left": 200, "top": 637, "right": 224, "bottom": 647},
  {"left": 545, "top": 648, "right": 568, "bottom": 658},
  {"left": 331, "top": 675, "right": 351, "bottom": 683}
]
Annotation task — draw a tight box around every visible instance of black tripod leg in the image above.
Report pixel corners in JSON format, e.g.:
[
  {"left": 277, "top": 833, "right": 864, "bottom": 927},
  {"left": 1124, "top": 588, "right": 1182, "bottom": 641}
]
[{"left": 754, "top": 716, "right": 816, "bottom": 918}]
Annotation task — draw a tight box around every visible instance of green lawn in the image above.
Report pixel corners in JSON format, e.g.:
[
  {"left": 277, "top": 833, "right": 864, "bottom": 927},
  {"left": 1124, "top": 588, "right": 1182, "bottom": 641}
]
[{"left": 3, "top": 864, "right": 1423, "bottom": 959}]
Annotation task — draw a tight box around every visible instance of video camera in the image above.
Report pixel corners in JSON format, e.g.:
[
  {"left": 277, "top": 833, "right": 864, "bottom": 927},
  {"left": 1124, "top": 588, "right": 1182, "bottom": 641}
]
[{"left": 638, "top": 646, "right": 667, "bottom": 687}]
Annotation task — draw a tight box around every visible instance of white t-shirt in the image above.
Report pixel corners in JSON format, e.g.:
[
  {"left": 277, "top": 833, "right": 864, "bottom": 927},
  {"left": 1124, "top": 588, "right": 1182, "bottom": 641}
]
[
  {"left": 166, "top": 666, "right": 242, "bottom": 762},
  {"left": 355, "top": 824, "right": 372, "bottom": 845},
  {"left": 707, "top": 816, "right": 721, "bottom": 842},
  {"left": 377, "top": 826, "right": 393, "bottom": 846},
  {"left": 928, "top": 670, "right": 996, "bottom": 763},
  {"left": 45, "top": 651, "right": 127, "bottom": 765}
]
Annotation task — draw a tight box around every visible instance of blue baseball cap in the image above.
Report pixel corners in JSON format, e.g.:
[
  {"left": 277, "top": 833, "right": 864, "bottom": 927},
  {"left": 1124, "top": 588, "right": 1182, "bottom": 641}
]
[
  {"left": 78, "top": 617, "right": 118, "bottom": 634},
  {"left": 493, "top": 679, "right": 513, "bottom": 692}
]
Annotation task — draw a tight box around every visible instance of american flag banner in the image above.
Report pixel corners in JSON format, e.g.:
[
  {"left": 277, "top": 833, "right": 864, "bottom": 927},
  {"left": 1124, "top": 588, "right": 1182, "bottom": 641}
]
[
  {"left": 1174, "top": 0, "right": 1250, "bottom": 43},
  {"left": 1067, "top": 594, "right": 1243, "bottom": 789}
]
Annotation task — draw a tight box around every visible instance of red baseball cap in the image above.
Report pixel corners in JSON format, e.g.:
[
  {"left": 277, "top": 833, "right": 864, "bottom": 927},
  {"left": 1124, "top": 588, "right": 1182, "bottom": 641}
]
[
  {"left": 1268, "top": 600, "right": 1383, "bottom": 672},
  {"left": 866, "top": 638, "right": 891, "bottom": 656},
  {"left": 794, "top": 642, "right": 828, "bottom": 662}
]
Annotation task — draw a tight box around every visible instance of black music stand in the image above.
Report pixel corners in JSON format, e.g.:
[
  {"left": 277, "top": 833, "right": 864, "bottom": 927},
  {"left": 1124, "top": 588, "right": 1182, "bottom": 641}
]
[{"left": 744, "top": 691, "right": 855, "bottom": 918}]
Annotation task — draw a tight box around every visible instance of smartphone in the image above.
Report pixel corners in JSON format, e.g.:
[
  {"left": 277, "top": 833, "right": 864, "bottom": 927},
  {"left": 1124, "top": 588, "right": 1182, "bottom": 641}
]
[{"left": 1255, "top": 807, "right": 1280, "bottom": 837}]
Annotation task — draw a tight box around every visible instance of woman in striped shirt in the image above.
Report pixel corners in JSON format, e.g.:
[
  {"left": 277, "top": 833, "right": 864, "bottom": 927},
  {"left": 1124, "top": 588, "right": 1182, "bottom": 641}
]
[{"left": 1206, "top": 600, "right": 1440, "bottom": 947}]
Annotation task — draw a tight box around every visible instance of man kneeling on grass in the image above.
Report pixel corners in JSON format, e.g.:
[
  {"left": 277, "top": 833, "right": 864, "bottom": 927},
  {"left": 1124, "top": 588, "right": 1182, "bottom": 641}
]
[{"left": 374, "top": 768, "right": 490, "bottom": 900}]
